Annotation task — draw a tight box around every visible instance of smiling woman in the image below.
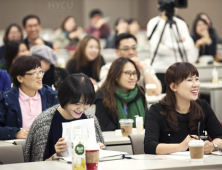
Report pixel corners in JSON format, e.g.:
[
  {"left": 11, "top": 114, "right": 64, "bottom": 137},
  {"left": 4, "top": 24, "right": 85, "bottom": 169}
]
[
  {"left": 144, "top": 62, "right": 222, "bottom": 155},
  {"left": 0, "top": 56, "right": 59, "bottom": 140},
  {"left": 66, "top": 35, "right": 105, "bottom": 85},
  {"left": 95, "top": 57, "right": 148, "bottom": 131},
  {"left": 24, "top": 73, "right": 105, "bottom": 162}
]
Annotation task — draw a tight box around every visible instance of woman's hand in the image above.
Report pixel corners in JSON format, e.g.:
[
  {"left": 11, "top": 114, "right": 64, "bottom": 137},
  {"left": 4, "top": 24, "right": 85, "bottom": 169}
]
[
  {"left": 204, "top": 140, "right": 214, "bottom": 154},
  {"left": 15, "top": 129, "right": 29, "bottom": 139},
  {"left": 179, "top": 135, "right": 198, "bottom": 151},
  {"left": 97, "top": 142, "right": 105, "bottom": 150},
  {"left": 55, "top": 137, "right": 67, "bottom": 156}
]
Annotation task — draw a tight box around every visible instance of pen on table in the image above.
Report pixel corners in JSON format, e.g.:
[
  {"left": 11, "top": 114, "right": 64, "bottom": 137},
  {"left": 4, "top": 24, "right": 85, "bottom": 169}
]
[{"left": 189, "top": 134, "right": 196, "bottom": 139}]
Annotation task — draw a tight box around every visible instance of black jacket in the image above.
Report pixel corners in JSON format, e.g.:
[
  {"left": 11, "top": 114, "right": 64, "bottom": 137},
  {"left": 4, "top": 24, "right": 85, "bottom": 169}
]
[
  {"left": 95, "top": 87, "right": 148, "bottom": 131},
  {"left": 23, "top": 38, "right": 53, "bottom": 50}
]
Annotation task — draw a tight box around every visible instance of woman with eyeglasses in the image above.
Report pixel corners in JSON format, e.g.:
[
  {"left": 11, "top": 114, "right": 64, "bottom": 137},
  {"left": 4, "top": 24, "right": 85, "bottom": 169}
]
[
  {"left": 95, "top": 57, "right": 148, "bottom": 131},
  {"left": 0, "top": 56, "right": 59, "bottom": 140}
]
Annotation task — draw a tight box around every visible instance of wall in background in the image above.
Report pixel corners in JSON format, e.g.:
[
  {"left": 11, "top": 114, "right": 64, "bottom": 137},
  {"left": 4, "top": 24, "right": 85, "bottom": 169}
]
[{"left": 0, "top": 0, "right": 221, "bottom": 36}]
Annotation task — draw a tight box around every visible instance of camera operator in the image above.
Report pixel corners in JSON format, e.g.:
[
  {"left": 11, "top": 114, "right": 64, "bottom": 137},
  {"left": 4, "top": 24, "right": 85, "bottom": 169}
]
[{"left": 147, "top": 0, "right": 198, "bottom": 92}]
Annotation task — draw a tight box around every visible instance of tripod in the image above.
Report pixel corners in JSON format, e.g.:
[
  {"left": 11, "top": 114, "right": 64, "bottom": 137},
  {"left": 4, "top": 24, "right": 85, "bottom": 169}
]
[{"left": 149, "top": 17, "right": 188, "bottom": 65}]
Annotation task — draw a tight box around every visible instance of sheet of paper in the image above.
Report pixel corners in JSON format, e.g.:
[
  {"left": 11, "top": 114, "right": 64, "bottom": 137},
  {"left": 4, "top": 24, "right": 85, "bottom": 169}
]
[
  {"left": 211, "top": 151, "right": 222, "bottom": 156},
  {"left": 61, "top": 118, "right": 97, "bottom": 160},
  {"left": 165, "top": 151, "right": 209, "bottom": 160},
  {"left": 4, "top": 139, "right": 26, "bottom": 143}
]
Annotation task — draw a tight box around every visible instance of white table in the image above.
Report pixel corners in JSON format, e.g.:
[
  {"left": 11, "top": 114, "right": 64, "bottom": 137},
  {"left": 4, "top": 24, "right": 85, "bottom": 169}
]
[
  {"left": 199, "top": 82, "right": 222, "bottom": 121},
  {"left": 103, "top": 130, "right": 135, "bottom": 155},
  {"left": 1, "top": 154, "right": 222, "bottom": 170}
]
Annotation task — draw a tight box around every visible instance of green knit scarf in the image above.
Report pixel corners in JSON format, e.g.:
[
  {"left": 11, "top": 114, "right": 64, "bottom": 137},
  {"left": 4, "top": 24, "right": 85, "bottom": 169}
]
[{"left": 115, "top": 86, "right": 145, "bottom": 128}]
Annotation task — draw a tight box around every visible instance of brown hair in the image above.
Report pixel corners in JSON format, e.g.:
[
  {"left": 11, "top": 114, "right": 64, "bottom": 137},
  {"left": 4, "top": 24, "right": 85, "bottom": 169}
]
[
  {"left": 67, "top": 35, "right": 101, "bottom": 79},
  {"left": 3, "top": 23, "right": 23, "bottom": 44},
  {"left": 160, "top": 62, "right": 204, "bottom": 132},
  {"left": 98, "top": 57, "right": 142, "bottom": 118},
  {"left": 60, "top": 16, "right": 76, "bottom": 32}
]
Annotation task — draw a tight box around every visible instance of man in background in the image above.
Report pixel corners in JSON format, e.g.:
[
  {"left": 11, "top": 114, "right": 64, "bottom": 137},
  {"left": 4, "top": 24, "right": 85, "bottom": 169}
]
[
  {"left": 86, "top": 9, "right": 110, "bottom": 39},
  {"left": 22, "top": 14, "right": 53, "bottom": 49}
]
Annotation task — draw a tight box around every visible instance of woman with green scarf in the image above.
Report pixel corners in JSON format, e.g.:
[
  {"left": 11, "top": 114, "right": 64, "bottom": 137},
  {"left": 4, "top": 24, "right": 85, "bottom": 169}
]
[{"left": 95, "top": 57, "right": 148, "bottom": 131}]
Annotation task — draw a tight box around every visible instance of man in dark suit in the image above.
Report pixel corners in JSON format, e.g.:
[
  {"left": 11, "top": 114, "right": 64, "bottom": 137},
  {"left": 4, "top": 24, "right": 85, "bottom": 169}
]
[{"left": 22, "top": 14, "right": 53, "bottom": 49}]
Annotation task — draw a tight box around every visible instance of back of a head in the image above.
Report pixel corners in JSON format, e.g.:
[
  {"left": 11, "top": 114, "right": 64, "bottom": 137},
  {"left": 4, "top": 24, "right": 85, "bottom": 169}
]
[
  {"left": 89, "top": 9, "right": 103, "bottom": 18},
  {"left": 114, "top": 33, "right": 137, "bottom": 49},
  {"left": 22, "top": 14, "right": 41, "bottom": 27},
  {"left": 10, "top": 56, "right": 41, "bottom": 87},
  {"left": 58, "top": 73, "right": 95, "bottom": 108}
]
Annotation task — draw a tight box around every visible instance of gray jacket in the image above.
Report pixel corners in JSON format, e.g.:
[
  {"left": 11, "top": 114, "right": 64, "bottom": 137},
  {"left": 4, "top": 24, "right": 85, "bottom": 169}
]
[{"left": 24, "top": 104, "right": 105, "bottom": 162}]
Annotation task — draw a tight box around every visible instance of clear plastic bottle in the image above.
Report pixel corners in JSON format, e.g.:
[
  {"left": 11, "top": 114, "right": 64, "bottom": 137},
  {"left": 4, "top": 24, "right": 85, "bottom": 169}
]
[
  {"left": 212, "top": 67, "right": 218, "bottom": 84},
  {"left": 135, "top": 115, "right": 143, "bottom": 134}
]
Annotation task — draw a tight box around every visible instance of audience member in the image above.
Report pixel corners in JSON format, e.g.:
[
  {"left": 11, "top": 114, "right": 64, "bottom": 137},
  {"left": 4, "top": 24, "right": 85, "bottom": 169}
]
[
  {"left": 196, "top": 12, "right": 222, "bottom": 44},
  {"left": 86, "top": 9, "right": 110, "bottom": 39},
  {"left": 24, "top": 73, "right": 105, "bottom": 162},
  {"left": 192, "top": 17, "right": 216, "bottom": 59},
  {"left": 66, "top": 35, "right": 105, "bottom": 85},
  {"left": 95, "top": 58, "right": 148, "bottom": 131},
  {"left": 0, "top": 69, "right": 11, "bottom": 92},
  {"left": 22, "top": 14, "right": 53, "bottom": 49},
  {"left": 147, "top": 1, "right": 197, "bottom": 92},
  {"left": 144, "top": 62, "right": 222, "bottom": 154},
  {"left": 0, "top": 56, "right": 59, "bottom": 140},
  {"left": 1, "top": 41, "right": 29, "bottom": 72},
  {"left": 54, "top": 16, "right": 84, "bottom": 49},
  {"left": 105, "top": 17, "right": 129, "bottom": 48},
  {"left": 0, "top": 23, "right": 23, "bottom": 62},
  {"left": 31, "top": 45, "right": 69, "bottom": 90},
  {"left": 100, "top": 33, "right": 162, "bottom": 95}
]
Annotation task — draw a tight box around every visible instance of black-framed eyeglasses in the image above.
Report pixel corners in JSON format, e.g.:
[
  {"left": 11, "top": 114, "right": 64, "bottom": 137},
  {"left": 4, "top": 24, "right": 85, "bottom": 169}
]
[
  {"left": 25, "top": 70, "right": 45, "bottom": 77},
  {"left": 122, "top": 71, "right": 138, "bottom": 78},
  {"left": 118, "top": 46, "right": 137, "bottom": 52}
]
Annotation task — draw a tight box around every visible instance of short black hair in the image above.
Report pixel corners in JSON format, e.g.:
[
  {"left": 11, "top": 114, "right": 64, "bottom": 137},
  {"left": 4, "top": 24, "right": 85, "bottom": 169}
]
[
  {"left": 114, "top": 33, "right": 137, "bottom": 49},
  {"left": 58, "top": 73, "right": 95, "bottom": 108},
  {"left": 22, "top": 14, "right": 41, "bottom": 27},
  {"left": 89, "top": 9, "right": 103, "bottom": 18},
  {"left": 10, "top": 56, "right": 41, "bottom": 87}
]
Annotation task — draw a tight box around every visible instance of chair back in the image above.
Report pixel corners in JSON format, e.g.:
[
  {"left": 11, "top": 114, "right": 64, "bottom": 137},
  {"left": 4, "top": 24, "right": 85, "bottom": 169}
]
[
  {"left": 128, "top": 134, "right": 145, "bottom": 155},
  {"left": 0, "top": 145, "right": 24, "bottom": 164}
]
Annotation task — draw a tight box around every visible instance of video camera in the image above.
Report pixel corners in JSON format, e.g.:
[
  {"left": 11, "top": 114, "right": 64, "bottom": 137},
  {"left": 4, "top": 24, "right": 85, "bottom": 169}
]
[{"left": 158, "top": 0, "right": 187, "bottom": 20}]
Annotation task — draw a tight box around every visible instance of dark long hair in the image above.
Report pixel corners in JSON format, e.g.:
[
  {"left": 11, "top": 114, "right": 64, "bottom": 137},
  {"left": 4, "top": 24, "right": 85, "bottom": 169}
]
[
  {"left": 98, "top": 57, "right": 142, "bottom": 118},
  {"left": 3, "top": 23, "right": 23, "bottom": 44},
  {"left": 4, "top": 40, "right": 24, "bottom": 72},
  {"left": 192, "top": 17, "right": 214, "bottom": 42},
  {"left": 160, "top": 62, "right": 204, "bottom": 132},
  {"left": 114, "top": 17, "right": 128, "bottom": 36},
  {"left": 66, "top": 35, "right": 102, "bottom": 79}
]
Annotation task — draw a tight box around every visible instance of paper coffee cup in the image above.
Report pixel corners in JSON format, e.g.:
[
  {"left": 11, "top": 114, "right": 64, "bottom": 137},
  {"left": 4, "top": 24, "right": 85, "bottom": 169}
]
[
  {"left": 145, "top": 84, "right": 157, "bottom": 96},
  {"left": 119, "top": 119, "right": 134, "bottom": 137},
  {"left": 188, "top": 140, "right": 204, "bottom": 162},
  {"left": 85, "top": 145, "right": 100, "bottom": 170}
]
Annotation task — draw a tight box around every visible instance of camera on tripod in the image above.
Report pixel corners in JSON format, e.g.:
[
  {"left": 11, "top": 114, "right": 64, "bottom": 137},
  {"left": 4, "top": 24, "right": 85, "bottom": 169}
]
[{"left": 158, "top": 0, "right": 187, "bottom": 20}]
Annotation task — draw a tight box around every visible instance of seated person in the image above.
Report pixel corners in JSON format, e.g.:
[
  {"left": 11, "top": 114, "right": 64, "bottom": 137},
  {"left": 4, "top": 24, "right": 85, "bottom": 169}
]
[
  {"left": 0, "top": 69, "right": 11, "bottom": 92},
  {"left": 24, "top": 73, "right": 105, "bottom": 162},
  {"left": 22, "top": 14, "right": 53, "bottom": 49},
  {"left": 144, "top": 62, "right": 222, "bottom": 154},
  {"left": 54, "top": 16, "right": 83, "bottom": 49},
  {"left": 0, "top": 56, "right": 59, "bottom": 140},
  {"left": 85, "top": 9, "right": 110, "bottom": 39},
  {"left": 66, "top": 35, "right": 105, "bottom": 85},
  {"left": 192, "top": 17, "right": 216, "bottom": 59},
  {"left": 100, "top": 33, "right": 162, "bottom": 95},
  {"left": 95, "top": 57, "right": 148, "bottom": 131},
  {"left": 0, "top": 23, "right": 23, "bottom": 62},
  {"left": 1, "top": 40, "right": 29, "bottom": 72},
  {"left": 31, "top": 45, "right": 69, "bottom": 90}
]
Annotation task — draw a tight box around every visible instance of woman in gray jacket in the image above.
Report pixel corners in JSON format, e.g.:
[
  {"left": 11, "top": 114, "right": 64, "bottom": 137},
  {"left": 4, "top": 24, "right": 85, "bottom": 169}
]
[{"left": 24, "top": 73, "right": 105, "bottom": 162}]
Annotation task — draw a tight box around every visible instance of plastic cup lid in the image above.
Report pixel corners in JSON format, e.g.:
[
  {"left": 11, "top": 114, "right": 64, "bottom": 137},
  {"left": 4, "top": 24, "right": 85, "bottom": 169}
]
[
  {"left": 188, "top": 140, "right": 204, "bottom": 147},
  {"left": 119, "top": 119, "right": 134, "bottom": 124}
]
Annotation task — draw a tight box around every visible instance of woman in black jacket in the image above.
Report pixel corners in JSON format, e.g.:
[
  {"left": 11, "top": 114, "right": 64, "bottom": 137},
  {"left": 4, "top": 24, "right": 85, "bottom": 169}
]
[{"left": 95, "top": 57, "right": 148, "bottom": 131}]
